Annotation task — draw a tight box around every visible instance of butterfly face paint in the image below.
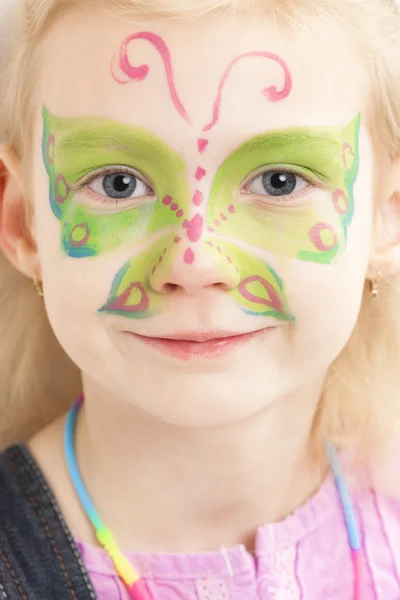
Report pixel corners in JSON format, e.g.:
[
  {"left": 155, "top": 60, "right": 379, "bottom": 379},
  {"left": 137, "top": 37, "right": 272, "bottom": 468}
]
[
  {"left": 206, "top": 115, "right": 360, "bottom": 265},
  {"left": 42, "top": 106, "right": 360, "bottom": 322}
]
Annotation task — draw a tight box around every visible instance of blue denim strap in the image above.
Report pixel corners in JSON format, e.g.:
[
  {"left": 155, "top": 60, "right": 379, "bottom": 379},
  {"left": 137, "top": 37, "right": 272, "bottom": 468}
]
[{"left": 0, "top": 444, "right": 97, "bottom": 599}]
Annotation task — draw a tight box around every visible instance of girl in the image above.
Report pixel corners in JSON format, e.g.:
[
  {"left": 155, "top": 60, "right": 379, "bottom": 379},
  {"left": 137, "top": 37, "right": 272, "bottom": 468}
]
[{"left": 0, "top": 0, "right": 400, "bottom": 598}]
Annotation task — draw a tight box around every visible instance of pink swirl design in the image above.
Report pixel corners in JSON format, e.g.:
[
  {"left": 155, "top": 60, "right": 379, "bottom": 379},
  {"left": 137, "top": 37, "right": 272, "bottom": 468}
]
[
  {"left": 54, "top": 174, "right": 70, "bottom": 204},
  {"left": 332, "top": 190, "right": 349, "bottom": 215},
  {"left": 309, "top": 223, "right": 338, "bottom": 251},
  {"left": 342, "top": 142, "right": 354, "bottom": 171},
  {"left": 203, "top": 52, "right": 292, "bottom": 132},
  {"left": 104, "top": 282, "right": 149, "bottom": 313},
  {"left": 69, "top": 222, "right": 90, "bottom": 248},
  {"left": 111, "top": 32, "right": 190, "bottom": 123},
  {"left": 238, "top": 275, "right": 282, "bottom": 313}
]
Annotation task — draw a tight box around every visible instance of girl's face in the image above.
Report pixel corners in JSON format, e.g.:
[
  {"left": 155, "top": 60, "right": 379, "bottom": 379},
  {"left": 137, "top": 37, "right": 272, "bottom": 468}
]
[{"left": 31, "top": 11, "right": 373, "bottom": 425}]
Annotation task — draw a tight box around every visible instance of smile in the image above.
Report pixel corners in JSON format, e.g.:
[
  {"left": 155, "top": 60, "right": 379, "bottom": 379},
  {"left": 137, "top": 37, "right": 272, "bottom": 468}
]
[{"left": 123, "top": 327, "right": 277, "bottom": 360}]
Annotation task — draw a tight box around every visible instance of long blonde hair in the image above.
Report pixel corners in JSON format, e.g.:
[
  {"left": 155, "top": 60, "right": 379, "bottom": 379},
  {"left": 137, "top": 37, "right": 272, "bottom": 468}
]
[{"left": 0, "top": 0, "right": 400, "bottom": 456}]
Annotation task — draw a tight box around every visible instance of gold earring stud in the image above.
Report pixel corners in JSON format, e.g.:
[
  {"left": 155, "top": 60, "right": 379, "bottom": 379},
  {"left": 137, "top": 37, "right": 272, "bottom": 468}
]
[
  {"left": 370, "top": 271, "right": 381, "bottom": 298},
  {"left": 33, "top": 273, "right": 44, "bottom": 297}
]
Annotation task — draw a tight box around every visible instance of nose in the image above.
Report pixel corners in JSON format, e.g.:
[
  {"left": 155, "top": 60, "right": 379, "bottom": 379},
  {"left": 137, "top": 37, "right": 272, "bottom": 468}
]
[{"left": 150, "top": 240, "right": 240, "bottom": 295}]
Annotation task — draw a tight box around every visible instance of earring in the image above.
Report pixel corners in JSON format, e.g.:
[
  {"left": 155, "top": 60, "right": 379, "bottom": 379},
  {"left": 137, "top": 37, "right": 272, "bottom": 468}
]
[
  {"left": 33, "top": 273, "right": 44, "bottom": 297},
  {"left": 370, "top": 271, "right": 381, "bottom": 298}
]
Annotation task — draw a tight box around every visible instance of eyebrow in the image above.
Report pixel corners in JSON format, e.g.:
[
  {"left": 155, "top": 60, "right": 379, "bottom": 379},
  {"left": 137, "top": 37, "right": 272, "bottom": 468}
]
[
  {"left": 44, "top": 106, "right": 360, "bottom": 186},
  {"left": 58, "top": 126, "right": 342, "bottom": 152},
  {"left": 57, "top": 130, "right": 165, "bottom": 161},
  {"left": 236, "top": 129, "right": 343, "bottom": 162},
  {"left": 227, "top": 120, "right": 359, "bottom": 184},
  {"left": 43, "top": 104, "right": 179, "bottom": 158}
]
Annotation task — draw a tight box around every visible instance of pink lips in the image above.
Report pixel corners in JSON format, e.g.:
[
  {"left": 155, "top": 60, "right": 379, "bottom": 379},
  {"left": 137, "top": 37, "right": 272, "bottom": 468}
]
[{"left": 124, "top": 328, "right": 276, "bottom": 360}]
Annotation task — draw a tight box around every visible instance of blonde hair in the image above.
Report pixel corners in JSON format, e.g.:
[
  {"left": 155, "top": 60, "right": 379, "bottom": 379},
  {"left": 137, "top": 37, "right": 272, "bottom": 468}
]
[{"left": 0, "top": 0, "right": 400, "bottom": 457}]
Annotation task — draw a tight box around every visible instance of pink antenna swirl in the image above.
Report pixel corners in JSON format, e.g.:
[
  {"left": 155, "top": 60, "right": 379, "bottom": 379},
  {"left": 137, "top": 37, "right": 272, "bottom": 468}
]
[
  {"left": 203, "top": 51, "right": 292, "bottom": 132},
  {"left": 111, "top": 32, "right": 190, "bottom": 123}
]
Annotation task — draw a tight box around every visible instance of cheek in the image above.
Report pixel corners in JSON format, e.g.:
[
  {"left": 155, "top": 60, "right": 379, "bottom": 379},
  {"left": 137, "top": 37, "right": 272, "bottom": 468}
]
[
  {"left": 39, "top": 254, "right": 123, "bottom": 387},
  {"left": 42, "top": 250, "right": 127, "bottom": 325},
  {"left": 32, "top": 195, "right": 119, "bottom": 366},
  {"left": 283, "top": 137, "right": 374, "bottom": 363},
  {"left": 284, "top": 195, "right": 373, "bottom": 368}
]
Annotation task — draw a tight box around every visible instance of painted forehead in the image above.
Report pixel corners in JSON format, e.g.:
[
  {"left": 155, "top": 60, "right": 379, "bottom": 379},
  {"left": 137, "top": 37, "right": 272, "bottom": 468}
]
[{"left": 43, "top": 28, "right": 357, "bottom": 182}]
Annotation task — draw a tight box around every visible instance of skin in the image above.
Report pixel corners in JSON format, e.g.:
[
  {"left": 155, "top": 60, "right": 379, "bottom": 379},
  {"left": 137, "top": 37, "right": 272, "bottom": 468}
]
[
  {"left": 1, "top": 11, "right": 400, "bottom": 554},
  {"left": 42, "top": 107, "right": 360, "bottom": 321}
]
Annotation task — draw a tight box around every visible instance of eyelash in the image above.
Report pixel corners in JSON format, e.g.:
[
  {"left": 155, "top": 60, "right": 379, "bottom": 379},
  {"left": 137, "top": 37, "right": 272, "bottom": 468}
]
[
  {"left": 74, "top": 165, "right": 154, "bottom": 206},
  {"left": 73, "top": 165, "right": 322, "bottom": 210},
  {"left": 241, "top": 167, "right": 320, "bottom": 205}
]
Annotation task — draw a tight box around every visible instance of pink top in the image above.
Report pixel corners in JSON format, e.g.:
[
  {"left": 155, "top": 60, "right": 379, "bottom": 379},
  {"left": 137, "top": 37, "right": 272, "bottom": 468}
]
[{"left": 76, "top": 473, "right": 400, "bottom": 599}]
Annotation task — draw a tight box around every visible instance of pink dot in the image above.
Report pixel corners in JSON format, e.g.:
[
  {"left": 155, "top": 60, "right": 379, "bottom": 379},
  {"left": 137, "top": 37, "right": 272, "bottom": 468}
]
[
  {"left": 197, "top": 138, "right": 209, "bottom": 153},
  {"left": 217, "top": 247, "right": 222, "bottom": 253},
  {"left": 214, "top": 219, "right": 220, "bottom": 227},
  {"left": 193, "top": 190, "right": 203, "bottom": 206},
  {"left": 176, "top": 209, "right": 184, "bottom": 218},
  {"left": 195, "top": 167, "right": 207, "bottom": 181},
  {"left": 228, "top": 205, "right": 236, "bottom": 213},
  {"left": 236, "top": 267, "right": 239, "bottom": 273},
  {"left": 163, "top": 196, "right": 173, "bottom": 206},
  {"left": 184, "top": 248, "right": 195, "bottom": 264},
  {"left": 174, "top": 236, "right": 181, "bottom": 243},
  {"left": 207, "top": 227, "right": 214, "bottom": 233},
  {"left": 207, "top": 241, "right": 214, "bottom": 247},
  {"left": 183, "top": 220, "right": 189, "bottom": 228},
  {"left": 170, "top": 203, "right": 178, "bottom": 211},
  {"left": 227, "top": 256, "right": 232, "bottom": 263},
  {"left": 221, "top": 213, "right": 227, "bottom": 221},
  {"left": 185, "top": 213, "right": 204, "bottom": 243}
]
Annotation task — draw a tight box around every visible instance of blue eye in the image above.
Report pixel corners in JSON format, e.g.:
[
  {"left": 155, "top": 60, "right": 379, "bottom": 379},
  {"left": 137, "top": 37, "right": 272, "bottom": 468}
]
[
  {"left": 246, "top": 170, "right": 308, "bottom": 197},
  {"left": 88, "top": 171, "right": 151, "bottom": 200}
]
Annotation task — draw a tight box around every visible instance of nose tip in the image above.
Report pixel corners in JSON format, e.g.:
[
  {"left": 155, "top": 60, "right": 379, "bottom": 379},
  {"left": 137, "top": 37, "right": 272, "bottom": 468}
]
[{"left": 150, "top": 241, "right": 239, "bottom": 295}]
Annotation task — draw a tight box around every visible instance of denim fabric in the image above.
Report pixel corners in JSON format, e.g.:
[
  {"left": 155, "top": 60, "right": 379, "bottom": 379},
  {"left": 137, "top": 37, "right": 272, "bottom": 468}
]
[{"left": 0, "top": 444, "right": 96, "bottom": 599}]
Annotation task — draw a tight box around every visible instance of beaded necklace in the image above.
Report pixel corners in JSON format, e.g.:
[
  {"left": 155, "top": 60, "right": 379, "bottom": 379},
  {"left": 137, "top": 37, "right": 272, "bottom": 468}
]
[{"left": 64, "top": 395, "right": 365, "bottom": 599}]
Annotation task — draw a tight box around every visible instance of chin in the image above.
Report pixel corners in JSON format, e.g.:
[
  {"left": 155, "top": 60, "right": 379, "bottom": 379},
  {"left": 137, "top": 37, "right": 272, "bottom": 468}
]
[{"left": 115, "top": 371, "right": 286, "bottom": 428}]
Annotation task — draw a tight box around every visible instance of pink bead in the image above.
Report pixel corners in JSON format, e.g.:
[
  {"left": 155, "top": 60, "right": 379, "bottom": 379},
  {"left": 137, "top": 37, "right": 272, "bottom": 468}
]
[
  {"left": 352, "top": 550, "right": 366, "bottom": 600},
  {"left": 128, "top": 579, "right": 153, "bottom": 600}
]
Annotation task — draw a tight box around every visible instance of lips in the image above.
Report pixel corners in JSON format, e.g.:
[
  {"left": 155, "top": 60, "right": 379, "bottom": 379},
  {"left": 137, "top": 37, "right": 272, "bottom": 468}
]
[
  {"left": 123, "top": 328, "right": 276, "bottom": 360},
  {"left": 153, "top": 330, "right": 252, "bottom": 342}
]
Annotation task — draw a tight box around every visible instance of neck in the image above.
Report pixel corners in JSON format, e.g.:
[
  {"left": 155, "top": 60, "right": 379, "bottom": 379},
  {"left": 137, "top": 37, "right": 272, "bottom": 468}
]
[{"left": 73, "top": 376, "right": 327, "bottom": 553}]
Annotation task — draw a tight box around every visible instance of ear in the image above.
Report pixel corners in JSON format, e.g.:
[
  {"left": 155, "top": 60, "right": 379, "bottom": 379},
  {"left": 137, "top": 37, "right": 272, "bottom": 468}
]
[
  {"left": 0, "top": 144, "right": 40, "bottom": 278},
  {"left": 368, "top": 157, "right": 400, "bottom": 279}
]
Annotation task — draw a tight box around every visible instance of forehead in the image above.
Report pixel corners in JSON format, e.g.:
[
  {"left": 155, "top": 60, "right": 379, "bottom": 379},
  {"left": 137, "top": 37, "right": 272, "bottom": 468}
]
[{"left": 34, "top": 10, "right": 368, "bottom": 154}]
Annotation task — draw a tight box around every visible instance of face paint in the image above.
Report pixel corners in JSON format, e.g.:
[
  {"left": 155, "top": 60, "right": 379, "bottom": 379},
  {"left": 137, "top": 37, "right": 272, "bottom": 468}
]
[
  {"left": 202, "top": 50, "right": 292, "bottom": 132},
  {"left": 206, "top": 240, "right": 291, "bottom": 319},
  {"left": 94, "top": 31, "right": 294, "bottom": 320},
  {"left": 110, "top": 32, "right": 293, "bottom": 131},
  {"left": 205, "top": 114, "right": 360, "bottom": 268},
  {"left": 42, "top": 106, "right": 359, "bottom": 322},
  {"left": 42, "top": 105, "right": 190, "bottom": 259},
  {"left": 42, "top": 107, "right": 194, "bottom": 318},
  {"left": 111, "top": 32, "right": 191, "bottom": 123}
]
